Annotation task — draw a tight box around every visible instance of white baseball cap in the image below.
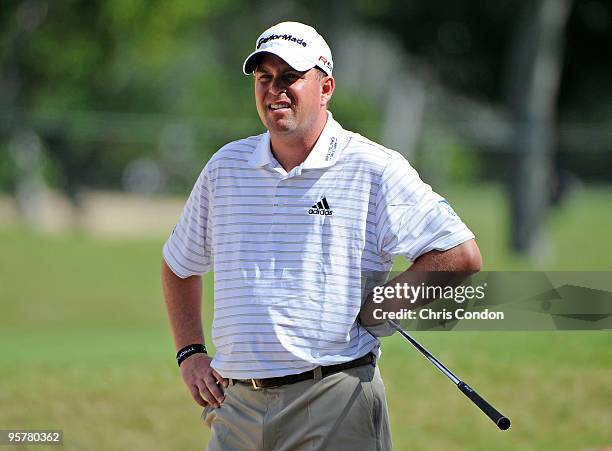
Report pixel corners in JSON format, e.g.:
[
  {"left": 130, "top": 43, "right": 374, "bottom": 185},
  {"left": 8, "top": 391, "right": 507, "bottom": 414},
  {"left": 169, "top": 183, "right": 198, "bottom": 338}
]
[{"left": 242, "top": 21, "right": 333, "bottom": 76}]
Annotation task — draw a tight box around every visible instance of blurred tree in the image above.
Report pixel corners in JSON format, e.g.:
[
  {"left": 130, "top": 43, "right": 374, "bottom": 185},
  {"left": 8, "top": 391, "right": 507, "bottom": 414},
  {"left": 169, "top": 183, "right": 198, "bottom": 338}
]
[
  {"left": 1, "top": 0, "right": 250, "bottom": 199},
  {"left": 505, "top": 0, "right": 573, "bottom": 254},
  {"left": 326, "top": 0, "right": 611, "bottom": 254}
]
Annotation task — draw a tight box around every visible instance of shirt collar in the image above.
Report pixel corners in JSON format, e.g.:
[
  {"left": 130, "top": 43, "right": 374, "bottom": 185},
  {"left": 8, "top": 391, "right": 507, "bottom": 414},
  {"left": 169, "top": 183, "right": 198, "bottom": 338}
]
[
  {"left": 248, "top": 131, "right": 275, "bottom": 168},
  {"left": 247, "top": 112, "right": 349, "bottom": 169}
]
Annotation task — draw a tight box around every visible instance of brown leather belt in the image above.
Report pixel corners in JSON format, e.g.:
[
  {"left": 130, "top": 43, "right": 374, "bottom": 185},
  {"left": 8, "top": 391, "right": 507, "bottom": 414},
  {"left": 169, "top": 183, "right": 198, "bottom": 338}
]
[{"left": 235, "top": 353, "right": 376, "bottom": 389}]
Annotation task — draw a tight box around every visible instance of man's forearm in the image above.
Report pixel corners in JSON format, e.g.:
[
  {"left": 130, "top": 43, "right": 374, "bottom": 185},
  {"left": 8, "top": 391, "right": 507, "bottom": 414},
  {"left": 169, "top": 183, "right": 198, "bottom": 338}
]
[
  {"left": 161, "top": 260, "right": 205, "bottom": 350},
  {"left": 161, "top": 260, "right": 227, "bottom": 408},
  {"left": 360, "top": 239, "right": 482, "bottom": 326},
  {"left": 407, "top": 239, "right": 482, "bottom": 272}
]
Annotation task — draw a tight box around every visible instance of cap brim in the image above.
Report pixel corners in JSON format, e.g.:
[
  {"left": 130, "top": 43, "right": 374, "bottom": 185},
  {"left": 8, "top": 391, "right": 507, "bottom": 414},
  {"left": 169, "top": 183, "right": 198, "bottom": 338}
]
[{"left": 242, "top": 48, "right": 315, "bottom": 75}]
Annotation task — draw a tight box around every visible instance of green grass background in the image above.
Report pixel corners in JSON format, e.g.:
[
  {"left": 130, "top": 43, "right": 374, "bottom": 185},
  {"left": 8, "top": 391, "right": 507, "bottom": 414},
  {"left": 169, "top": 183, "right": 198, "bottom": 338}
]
[{"left": 1, "top": 184, "right": 611, "bottom": 450}]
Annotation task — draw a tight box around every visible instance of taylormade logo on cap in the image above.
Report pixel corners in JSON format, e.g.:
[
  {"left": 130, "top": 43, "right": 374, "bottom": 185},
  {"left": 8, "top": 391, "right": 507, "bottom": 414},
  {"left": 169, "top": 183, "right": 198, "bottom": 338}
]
[
  {"left": 257, "top": 34, "right": 307, "bottom": 49},
  {"left": 243, "top": 21, "right": 333, "bottom": 76}
]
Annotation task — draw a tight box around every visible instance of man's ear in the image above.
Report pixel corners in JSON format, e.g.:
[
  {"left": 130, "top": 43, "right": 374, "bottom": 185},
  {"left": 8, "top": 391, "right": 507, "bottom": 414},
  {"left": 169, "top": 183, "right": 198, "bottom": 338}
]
[{"left": 321, "top": 76, "right": 335, "bottom": 106}]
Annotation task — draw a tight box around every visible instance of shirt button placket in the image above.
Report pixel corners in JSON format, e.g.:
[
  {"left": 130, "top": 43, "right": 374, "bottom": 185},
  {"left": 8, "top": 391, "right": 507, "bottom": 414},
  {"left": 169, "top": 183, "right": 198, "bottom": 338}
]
[
  {"left": 272, "top": 180, "right": 283, "bottom": 218},
  {"left": 273, "top": 182, "right": 280, "bottom": 210}
]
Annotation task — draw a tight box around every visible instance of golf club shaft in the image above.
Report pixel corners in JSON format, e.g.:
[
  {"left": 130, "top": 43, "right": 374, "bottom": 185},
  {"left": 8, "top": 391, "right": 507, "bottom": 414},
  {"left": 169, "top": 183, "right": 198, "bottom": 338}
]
[{"left": 389, "top": 320, "right": 511, "bottom": 430}]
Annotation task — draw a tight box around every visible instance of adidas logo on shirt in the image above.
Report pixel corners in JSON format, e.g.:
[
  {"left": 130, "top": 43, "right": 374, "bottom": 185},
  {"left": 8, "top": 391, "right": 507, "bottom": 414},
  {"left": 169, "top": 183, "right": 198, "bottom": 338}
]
[{"left": 308, "top": 197, "right": 333, "bottom": 216}]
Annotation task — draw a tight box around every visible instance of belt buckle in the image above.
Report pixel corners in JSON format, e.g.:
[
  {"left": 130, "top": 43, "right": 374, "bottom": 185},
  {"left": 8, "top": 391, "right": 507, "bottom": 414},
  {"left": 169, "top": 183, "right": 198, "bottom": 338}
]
[{"left": 251, "top": 379, "right": 262, "bottom": 390}]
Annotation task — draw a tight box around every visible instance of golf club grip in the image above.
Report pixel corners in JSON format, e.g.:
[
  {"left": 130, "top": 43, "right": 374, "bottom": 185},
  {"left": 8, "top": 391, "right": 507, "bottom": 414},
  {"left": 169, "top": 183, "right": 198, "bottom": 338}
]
[{"left": 457, "top": 382, "right": 511, "bottom": 430}]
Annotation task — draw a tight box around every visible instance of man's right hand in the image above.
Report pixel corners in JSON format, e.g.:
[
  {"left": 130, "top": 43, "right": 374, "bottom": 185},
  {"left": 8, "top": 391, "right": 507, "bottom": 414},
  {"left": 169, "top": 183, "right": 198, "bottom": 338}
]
[{"left": 180, "top": 353, "right": 229, "bottom": 408}]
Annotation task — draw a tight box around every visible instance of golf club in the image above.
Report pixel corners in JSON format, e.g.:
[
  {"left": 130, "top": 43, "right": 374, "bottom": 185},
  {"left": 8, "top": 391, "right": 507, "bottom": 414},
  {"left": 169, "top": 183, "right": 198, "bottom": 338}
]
[{"left": 389, "top": 320, "right": 511, "bottom": 430}]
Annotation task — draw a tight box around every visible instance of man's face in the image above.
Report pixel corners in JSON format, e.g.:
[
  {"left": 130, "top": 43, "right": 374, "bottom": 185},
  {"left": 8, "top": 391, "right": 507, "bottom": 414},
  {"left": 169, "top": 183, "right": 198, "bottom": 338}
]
[{"left": 254, "top": 54, "right": 331, "bottom": 136}]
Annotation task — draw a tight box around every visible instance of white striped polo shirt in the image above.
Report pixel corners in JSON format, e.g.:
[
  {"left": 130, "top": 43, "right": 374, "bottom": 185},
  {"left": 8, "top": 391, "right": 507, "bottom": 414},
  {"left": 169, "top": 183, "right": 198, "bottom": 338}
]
[{"left": 163, "top": 112, "right": 474, "bottom": 379}]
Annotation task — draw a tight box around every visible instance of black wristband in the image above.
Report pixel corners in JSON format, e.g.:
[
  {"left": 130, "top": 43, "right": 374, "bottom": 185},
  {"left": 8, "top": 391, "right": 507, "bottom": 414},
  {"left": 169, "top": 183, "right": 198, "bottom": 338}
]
[{"left": 176, "top": 344, "right": 207, "bottom": 367}]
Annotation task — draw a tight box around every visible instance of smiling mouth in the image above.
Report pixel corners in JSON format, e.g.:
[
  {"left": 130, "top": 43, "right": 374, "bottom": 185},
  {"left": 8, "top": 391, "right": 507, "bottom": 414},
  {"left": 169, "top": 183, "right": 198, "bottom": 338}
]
[{"left": 269, "top": 103, "right": 291, "bottom": 111}]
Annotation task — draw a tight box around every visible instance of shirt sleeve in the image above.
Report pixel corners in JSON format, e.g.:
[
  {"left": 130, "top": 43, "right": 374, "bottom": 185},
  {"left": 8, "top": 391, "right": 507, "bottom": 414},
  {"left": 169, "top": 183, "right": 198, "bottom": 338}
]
[
  {"left": 375, "top": 155, "right": 475, "bottom": 261},
  {"left": 162, "top": 168, "right": 213, "bottom": 278}
]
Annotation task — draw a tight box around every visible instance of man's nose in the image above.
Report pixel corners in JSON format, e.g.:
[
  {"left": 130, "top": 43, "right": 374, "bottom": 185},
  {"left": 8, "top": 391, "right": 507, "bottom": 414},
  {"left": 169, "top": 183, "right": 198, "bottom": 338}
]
[{"left": 269, "top": 77, "right": 287, "bottom": 95}]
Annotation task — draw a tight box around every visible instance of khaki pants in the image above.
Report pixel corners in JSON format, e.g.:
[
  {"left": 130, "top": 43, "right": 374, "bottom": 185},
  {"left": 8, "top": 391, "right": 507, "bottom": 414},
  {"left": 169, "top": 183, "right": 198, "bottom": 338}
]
[{"left": 203, "top": 363, "right": 392, "bottom": 451}]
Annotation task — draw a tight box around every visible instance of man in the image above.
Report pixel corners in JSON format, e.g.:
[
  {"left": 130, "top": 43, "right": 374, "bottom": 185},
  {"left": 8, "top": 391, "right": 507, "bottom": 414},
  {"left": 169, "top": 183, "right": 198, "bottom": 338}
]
[{"left": 161, "top": 21, "right": 481, "bottom": 451}]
